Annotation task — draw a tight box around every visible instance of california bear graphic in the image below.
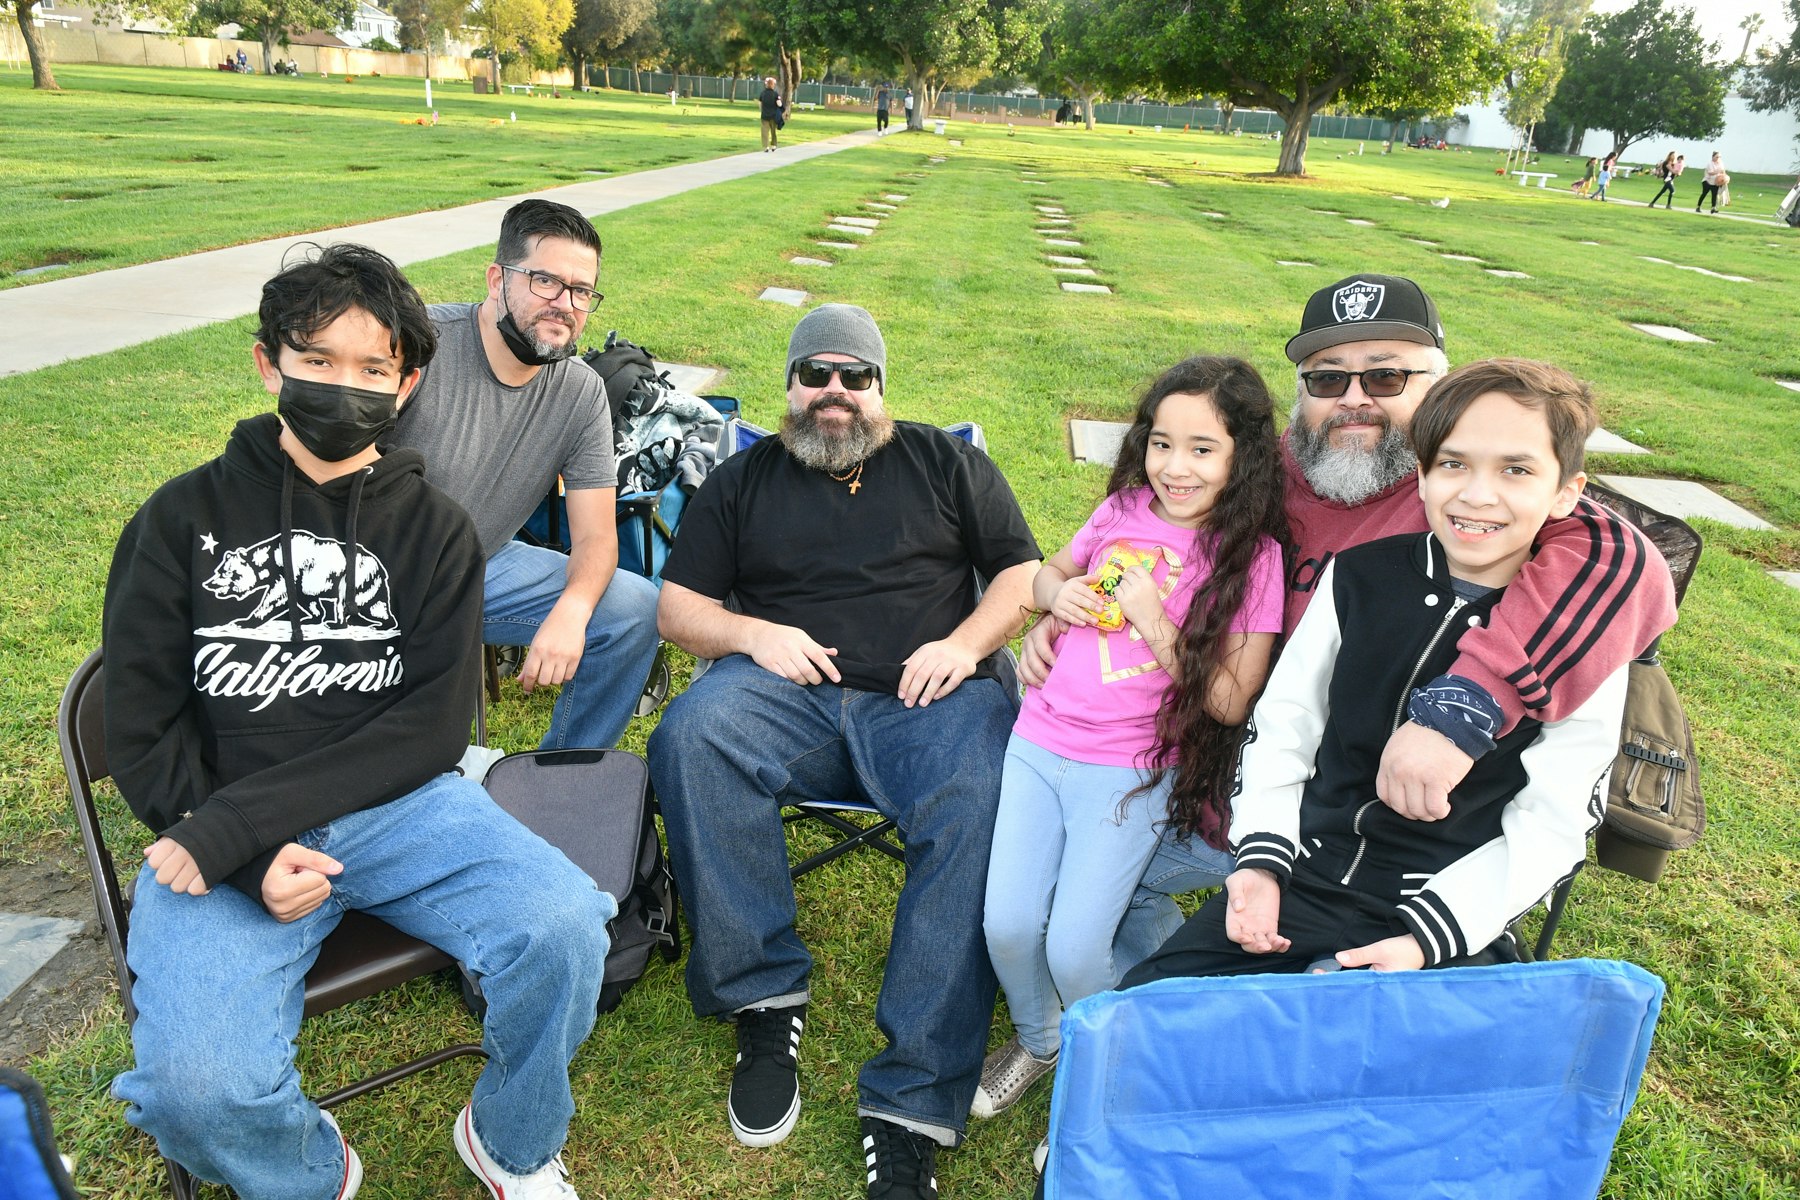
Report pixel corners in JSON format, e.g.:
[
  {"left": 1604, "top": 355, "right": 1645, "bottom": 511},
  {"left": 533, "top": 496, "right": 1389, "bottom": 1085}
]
[{"left": 203, "top": 530, "right": 396, "bottom": 634}]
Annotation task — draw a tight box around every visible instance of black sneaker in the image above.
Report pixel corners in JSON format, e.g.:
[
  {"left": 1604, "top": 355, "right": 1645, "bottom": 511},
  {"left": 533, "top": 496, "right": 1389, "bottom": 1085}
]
[
  {"left": 861, "top": 1117, "right": 939, "bottom": 1199},
  {"left": 728, "top": 1004, "right": 805, "bottom": 1146}
]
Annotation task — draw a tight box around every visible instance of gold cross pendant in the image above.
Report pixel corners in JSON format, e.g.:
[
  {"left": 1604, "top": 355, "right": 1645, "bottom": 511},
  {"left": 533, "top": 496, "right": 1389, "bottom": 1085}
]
[{"left": 848, "top": 479, "right": 861, "bottom": 494}]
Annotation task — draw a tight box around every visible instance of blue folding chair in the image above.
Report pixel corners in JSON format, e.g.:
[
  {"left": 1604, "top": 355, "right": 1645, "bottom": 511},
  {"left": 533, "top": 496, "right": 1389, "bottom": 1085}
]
[
  {"left": 711, "top": 416, "right": 1016, "bottom": 879},
  {"left": 1041, "top": 959, "right": 1664, "bottom": 1200}
]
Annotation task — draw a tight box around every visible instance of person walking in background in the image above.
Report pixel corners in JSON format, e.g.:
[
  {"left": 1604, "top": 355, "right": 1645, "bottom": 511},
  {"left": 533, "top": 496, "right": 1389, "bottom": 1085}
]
[
  {"left": 1573, "top": 157, "right": 1596, "bottom": 196},
  {"left": 759, "top": 76, "right": 784, "bottom": 152},
  {"left": 1698, "top": 151, "right": 1726, "bottom": 213},
  {"left": 1647, "top": 151, "right": 1680, "bottom": 210},
  {"left": 875, "top": 84, "right": 890, "bottom": 134},
  {"left": 903, "top": 87, "right": 915, "bottom": 127},
  {"left": 1589, "top": 153, "right": 1616, "bottom": 202}
]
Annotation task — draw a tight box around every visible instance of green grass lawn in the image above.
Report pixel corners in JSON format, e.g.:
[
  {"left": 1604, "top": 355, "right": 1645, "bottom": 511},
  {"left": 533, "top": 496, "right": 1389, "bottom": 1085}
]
[
  {"left": 0, "top": 64, "right": 869, "bottom": 287},
  {"left": 3, "top": 99, "right": 1798, "bottom": 1197}
]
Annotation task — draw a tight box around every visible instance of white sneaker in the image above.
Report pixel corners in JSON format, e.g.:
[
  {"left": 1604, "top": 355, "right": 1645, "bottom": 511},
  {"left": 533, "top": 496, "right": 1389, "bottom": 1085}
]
[
  {"left": 454, "top": 1104, "right": 578, "bottom": 1199},
  {"left": 320, "top": 1110, "right": 363, "bottom": 1200},
  {"left": 1033, "top": 1136, "right": 1049, "bottom": 1174}
]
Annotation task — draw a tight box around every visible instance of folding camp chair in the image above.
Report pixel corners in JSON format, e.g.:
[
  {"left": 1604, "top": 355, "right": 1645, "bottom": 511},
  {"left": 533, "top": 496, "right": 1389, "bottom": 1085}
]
[
  {"left": 57, "top": 649, "right": 485, "bottom": 1200},
  {"left": 1040, "top": 960, "right": 1665, "bottom": 1200},
  {"left": 712, "top": 417, "right": 1022, "bottom": 879},
  {"left": 1513, "top": 482, "right": 1703, "bottom": 961}
]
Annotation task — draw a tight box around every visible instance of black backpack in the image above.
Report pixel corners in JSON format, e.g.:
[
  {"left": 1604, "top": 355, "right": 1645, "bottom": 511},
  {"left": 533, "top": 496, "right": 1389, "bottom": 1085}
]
[
  {"left": 582, "top": 331, "right": 670, "bottom": 431},
  {"left": 464, "top": 749, "right": 680, "bottom": 1016}
]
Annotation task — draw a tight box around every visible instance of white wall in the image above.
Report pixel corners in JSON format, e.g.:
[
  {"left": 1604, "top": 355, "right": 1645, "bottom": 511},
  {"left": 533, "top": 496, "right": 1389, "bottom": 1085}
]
[{"left": 1449, "top": 94, "right": 1800, "bottom": 174}]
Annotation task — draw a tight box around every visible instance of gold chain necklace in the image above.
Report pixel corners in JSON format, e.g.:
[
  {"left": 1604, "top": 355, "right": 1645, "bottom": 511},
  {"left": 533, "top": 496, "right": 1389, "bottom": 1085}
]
[{"left": 828, "top": 460, "right": 865, "bottom": 494}]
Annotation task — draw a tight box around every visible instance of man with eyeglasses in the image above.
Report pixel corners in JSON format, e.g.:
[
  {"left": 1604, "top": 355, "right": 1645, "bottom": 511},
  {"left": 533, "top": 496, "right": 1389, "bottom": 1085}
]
[
  {"left": 648, "top": 304, "right": 1041, "bottom": 1200},
  {"left": 1023, "top": 273, "right": 1677, "bottom": 977},
  {"left": 395, "top": 198, "right": 660, "bottom": 752}
]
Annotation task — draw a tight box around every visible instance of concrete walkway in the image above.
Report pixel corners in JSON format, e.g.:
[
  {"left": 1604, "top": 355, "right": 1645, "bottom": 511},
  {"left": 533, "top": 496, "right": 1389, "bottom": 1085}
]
[{"left": 0, "top": 129, "right": 880, "bottom": 377}]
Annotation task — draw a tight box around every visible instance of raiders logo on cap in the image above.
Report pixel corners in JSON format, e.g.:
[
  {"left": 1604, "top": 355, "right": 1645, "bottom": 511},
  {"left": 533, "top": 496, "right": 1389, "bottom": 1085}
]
[{"left": 1333, "top": 280, "right": 1385, "bottom": 323}]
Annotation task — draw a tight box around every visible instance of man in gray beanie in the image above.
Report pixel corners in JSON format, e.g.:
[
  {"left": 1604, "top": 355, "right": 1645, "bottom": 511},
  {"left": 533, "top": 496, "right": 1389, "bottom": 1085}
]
[{"left": 649, "top": 303, "right": 1040, "bottom": 1199}]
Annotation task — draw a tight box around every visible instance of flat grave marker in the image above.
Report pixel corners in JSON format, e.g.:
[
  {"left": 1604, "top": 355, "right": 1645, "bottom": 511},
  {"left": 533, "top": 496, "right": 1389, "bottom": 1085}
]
[
  {"left": 1598, "top": 476, "right": 1772, "bottom": 530},
  {"left": 759, "top": 287, "right": 808, "bottom": 307}
]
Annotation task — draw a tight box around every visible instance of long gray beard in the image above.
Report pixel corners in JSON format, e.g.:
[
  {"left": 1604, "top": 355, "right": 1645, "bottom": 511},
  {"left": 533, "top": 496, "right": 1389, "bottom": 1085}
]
[
  {"left": 1289, "top": 403, "right": 1417, "bottom": 504},
  {"left": 781, "top": 400, "right": 896, "bottom": 474}
]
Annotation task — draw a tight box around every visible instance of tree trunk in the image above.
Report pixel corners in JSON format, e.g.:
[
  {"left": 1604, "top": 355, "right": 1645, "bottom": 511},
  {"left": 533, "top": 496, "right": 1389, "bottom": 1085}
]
[
  {"left": 1080, "top": 87, "right": 1096, "bottom": 131},
  {"left": 904, "top": 56, "right": 925, "bottom": 130},
  {"left": 490, "top": 53, "right": 500, "bottom": 90},
  {"left": 1564, "top": 125, "right": 1583, "bottom": 154},
  {"left": 259, "top": 28, "right": 276, "bottom": 74},
  {"left": 14, "top": 0, "right": 58, "bottom": 90},
  {"left": 570, "top": 50, "right": 584, "bottom": 91},
  {"left": 1276, "top": 110, "right": 1310, "bottom": 174},
  {"left": 1220, "top": 100, "right": 1234, "bottom": 132}
]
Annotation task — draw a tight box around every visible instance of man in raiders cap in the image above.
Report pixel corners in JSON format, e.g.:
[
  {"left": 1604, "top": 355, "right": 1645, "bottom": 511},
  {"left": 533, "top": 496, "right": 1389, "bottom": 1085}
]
[{"left": 1019, "top": 274, "right": 1678, "bottom": 981}]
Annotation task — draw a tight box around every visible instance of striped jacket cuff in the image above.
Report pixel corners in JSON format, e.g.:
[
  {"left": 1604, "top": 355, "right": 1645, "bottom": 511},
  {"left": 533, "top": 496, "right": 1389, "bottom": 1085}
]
[
  {"left": 1396, "top": 891, "right": 1469, "bottom": 967},
  {"left": 1231, "top": 834, "right": 1295, "bottom": 886}
]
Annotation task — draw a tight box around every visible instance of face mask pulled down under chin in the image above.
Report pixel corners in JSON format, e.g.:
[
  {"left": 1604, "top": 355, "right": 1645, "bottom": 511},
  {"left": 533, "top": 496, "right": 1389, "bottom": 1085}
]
[
  {"left": 277, "top": 376, "right": 399, "bottom": 462},
  {"left": 495, "top": 306, "right": 574, "bottom": 367}
]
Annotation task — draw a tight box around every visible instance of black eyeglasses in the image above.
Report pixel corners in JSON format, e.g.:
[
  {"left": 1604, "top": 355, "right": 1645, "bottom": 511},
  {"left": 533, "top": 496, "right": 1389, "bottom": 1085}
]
[
  {"left": 793, "top": 358, "right": 880, "bottom": 391},
  {"left": 500, "top": 265, "right": 603, "bottom": 312},
  {"left": 1300, "top": 367, "right": 1432, "bottom": 399}
]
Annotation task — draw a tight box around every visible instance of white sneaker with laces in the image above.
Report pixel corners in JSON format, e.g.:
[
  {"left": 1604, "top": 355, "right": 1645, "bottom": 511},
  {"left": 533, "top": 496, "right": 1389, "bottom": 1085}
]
[
  {"left": 453, "top": 1104, "right": 579, "bottom": 1199},
  {"left": 320, "top": 1110, "right": 362, "bottom": 1200}
]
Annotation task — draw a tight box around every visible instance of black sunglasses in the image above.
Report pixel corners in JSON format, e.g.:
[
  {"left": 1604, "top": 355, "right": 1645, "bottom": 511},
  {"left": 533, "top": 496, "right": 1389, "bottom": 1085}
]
[
  {"left": 793, "top": 358, "right": 880, "bottom": 391},
  {"left": 1300, "top": 367, "right": 1432, "bottom": 399}
]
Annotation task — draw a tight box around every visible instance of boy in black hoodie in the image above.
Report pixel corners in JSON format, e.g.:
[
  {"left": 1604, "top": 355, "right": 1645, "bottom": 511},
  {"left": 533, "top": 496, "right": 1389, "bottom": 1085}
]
[{"left": 103, "top": 244, "right": 612, "bottom": 1200}]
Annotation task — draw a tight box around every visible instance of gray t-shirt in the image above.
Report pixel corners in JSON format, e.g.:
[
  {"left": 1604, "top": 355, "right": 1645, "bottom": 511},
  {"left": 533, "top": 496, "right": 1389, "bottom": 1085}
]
[{"left": 395, "top": 302, "right": 614, "bottom": 557}]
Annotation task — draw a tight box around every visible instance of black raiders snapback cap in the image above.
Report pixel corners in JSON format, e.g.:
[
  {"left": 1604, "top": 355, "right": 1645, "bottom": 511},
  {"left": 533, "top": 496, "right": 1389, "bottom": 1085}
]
[{"left": 1284, "top": 274, "right": 1445, "bottom": 363}]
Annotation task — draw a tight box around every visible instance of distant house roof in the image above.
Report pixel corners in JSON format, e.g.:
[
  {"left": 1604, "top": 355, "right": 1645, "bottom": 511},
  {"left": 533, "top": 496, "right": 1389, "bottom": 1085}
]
[{"left": 287, "top": 29, "right": 353, "bottom": 47}]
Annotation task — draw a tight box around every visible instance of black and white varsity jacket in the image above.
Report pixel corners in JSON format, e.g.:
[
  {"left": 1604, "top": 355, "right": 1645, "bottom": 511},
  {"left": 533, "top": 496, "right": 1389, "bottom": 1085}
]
[{"left": 1229, "top": 532, "right": 1628, "bottom": 965}]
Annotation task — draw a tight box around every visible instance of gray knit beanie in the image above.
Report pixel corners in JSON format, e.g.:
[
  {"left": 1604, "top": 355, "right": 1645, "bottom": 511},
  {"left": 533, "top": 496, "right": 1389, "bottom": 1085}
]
[{"left": 786, "top": 303, "right": 887, "bottom": 384}]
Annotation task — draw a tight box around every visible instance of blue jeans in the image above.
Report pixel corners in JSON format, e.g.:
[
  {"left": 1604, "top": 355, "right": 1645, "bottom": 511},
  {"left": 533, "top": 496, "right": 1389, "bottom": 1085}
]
[
  {"left": 984, "top": 735, "right": 1169, "bottom": 1057},
  {"left": 113, "top": 774, "right": 615, "bottom": 1199},
  {"left": 484, "top": 540, "right": 661, "bottom": 750},
  {"left": 1110, "top": 824, "right": 1236, "bottom": 978},
  {"left": 648, "top": 655, "right": 1011, "bottom": 1146}
]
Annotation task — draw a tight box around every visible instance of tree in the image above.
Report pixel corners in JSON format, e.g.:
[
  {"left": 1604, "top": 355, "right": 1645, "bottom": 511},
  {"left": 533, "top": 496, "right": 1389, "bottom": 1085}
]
[
  {"left": 563, "top": 0, "right": 654, "bottom": 88},
  {"left": 189, "top": 0, "right": 357, "bottom": 73},
  {"left": 1549, "top": 0, "right": 1727, "bottom": 161},
  {"left": 1099, "top": 0, "right": 1504, "bottom": 175},
  {"left": 1501, "top": 21, "right": 1568, "bottom": 173},
  {"left": 1744, "top": 0, "right": 1800, "bottom": 125},
  {"left": 11, "top": 0, "right": 58, "bottom": 89},
  {"left": 467, "top": 0, "right": 574, "bottom": 86},
  {"left": 392, "top": 0, "right": 472, "bottom": 76},
  {"left": 791, "top": 0, "right": 1048, "bottom": 131},
  {"left": 1031, "top": 0, "right": 1114, "bottom": 130}
]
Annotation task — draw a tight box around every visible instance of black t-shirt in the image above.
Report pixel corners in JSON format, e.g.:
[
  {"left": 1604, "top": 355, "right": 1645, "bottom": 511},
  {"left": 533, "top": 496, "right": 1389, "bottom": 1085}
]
[
  {"left": 760, "top": 88, "right": 783, "bottom": 120},
  {"left": 663, "top": 422, "right": 1041, "bottom": 694}
]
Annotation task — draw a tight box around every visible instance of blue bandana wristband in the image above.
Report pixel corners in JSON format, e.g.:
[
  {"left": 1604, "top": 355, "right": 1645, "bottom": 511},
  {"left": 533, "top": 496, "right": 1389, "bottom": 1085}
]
[{"left": 1405, "top": 674, "right": 1502, "bottom": 759}]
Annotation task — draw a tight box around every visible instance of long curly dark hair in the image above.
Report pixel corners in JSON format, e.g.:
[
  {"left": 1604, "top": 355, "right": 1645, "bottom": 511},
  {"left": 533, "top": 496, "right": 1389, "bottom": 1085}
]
[{"left": 1102, "top": 356, "right": 1290, "bottom": 848}]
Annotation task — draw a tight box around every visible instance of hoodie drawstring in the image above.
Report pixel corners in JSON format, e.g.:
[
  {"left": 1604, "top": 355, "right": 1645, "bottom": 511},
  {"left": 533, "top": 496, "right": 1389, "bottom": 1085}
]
[
  {"left": 344, "top": 469, "right": 367, "bottom": 627},
  {"left": 280, "top": 458, "right": 304, "bottom": 648}
]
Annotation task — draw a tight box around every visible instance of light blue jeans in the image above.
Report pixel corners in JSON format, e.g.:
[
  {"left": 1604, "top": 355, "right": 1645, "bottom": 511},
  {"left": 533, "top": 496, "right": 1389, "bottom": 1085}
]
[
  {"left": 1110, "top": 824, "right": 1236, "bottom": 978},
  {"left": 113, "top": 774, "right": 615, "bottom": 1199},
  {"left": 648, "top": 654, "right": 1011, "bottom": 1146},
  {"left": 483, "top": 540, "right": 661, "bottom": 750},
  {"left": 984, "top": 734, "right": 1173, "bottom": 1058}
]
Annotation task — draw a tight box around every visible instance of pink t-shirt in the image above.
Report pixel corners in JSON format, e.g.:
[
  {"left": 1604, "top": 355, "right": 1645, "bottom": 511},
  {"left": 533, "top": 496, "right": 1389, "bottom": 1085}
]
[{"left": 1013, "top": 488, "right": 1284, "bottom": 768}]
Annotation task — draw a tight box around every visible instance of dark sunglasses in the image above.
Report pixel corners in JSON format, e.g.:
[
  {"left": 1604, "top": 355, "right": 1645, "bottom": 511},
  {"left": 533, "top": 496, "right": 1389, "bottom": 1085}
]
[
  {"left": 793, "top": 358, "right": 880, "bottom": 391},
  {"left": 1299, "top": 367, "right": 1432, "bottom": 399}
]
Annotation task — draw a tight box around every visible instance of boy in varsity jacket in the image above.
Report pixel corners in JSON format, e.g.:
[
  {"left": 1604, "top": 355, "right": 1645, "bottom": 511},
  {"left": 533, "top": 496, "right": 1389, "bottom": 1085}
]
[
  {"left": 1123, "top": 359, "right": 1630, "bottom": 981},
  {"left": 103, "top": 244, "right": 610, "bottom": 1200}
]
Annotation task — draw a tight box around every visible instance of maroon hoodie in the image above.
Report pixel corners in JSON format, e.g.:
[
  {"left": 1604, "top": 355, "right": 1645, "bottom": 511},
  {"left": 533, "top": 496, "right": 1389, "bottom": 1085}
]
[{"left": 1279, "top": 435, "right": 1676, "bottom": 735}]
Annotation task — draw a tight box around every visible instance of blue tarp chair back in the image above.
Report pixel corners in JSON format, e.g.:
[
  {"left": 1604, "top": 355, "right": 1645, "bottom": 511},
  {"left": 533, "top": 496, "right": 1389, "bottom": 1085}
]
[{"left": 1044, "top": 959, "right": 1663, "bottom": 1200}]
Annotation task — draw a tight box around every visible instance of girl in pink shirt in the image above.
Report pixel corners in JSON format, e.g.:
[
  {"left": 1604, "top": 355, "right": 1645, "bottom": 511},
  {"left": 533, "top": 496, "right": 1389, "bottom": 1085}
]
[{"left": 976, "top": 356, "right": 1288, "bottom": 1118}]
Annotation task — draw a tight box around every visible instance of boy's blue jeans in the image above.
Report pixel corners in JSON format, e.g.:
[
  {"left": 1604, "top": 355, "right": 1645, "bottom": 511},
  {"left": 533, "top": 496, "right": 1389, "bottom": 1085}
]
[
  {"left": 648, "top": 654, "right": 1011, "bottom": 1146},
  {"left": 113, "top": 774, "right": 615, "bottom": 1200},
  {"left": 984, "top": 734, "right": 1170, "bottom": 1058},
  {"left": 483, "top": 540, "right": 661, "bottom": 750}
]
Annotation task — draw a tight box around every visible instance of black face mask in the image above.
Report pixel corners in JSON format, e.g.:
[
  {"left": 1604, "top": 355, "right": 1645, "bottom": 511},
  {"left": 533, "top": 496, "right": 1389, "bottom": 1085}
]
[
  {"left": 277, "top": 375, "right": 399, "bottom": 462},
  {"left": 494, "top": 278, "right": 577, "bottom": 367}
]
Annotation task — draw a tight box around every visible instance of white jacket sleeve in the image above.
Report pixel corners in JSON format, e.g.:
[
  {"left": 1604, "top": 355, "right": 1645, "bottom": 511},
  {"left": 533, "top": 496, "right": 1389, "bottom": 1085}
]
[
  {"left": 1229, "top": 560, "right": 1342, "bottom": 884},
  {"left": 1397, "top": 662, "right": 1630, "bottom": 964}
]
